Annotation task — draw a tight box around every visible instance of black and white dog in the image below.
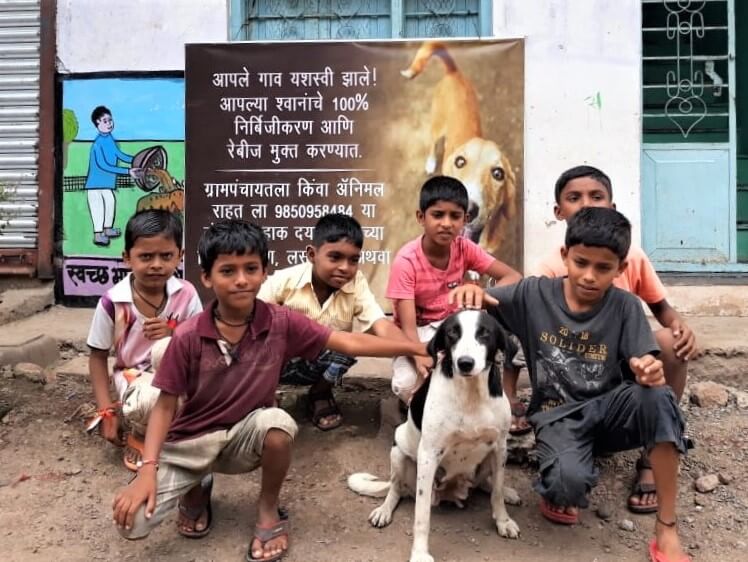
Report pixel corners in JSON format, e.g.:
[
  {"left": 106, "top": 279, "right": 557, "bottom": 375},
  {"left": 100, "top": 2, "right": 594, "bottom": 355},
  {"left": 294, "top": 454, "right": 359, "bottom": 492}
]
[{"left": 348, "top": 310, "right": 520, "bottom": 562}]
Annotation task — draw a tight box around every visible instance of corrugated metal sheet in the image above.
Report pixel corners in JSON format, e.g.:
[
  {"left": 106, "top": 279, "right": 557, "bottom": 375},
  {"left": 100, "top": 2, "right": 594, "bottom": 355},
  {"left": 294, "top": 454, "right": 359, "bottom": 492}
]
[{"left": 0, "top": 0, "right": 39, "bottom": 249}]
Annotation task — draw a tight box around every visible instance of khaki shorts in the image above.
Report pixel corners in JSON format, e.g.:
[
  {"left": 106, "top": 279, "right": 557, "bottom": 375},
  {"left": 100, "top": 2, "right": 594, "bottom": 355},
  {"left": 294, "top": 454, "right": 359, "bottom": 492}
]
[
  {"left": 391, "top": 321, "right": 442, "bottom": 402},
  {"left": 119, "top": 407, "right": 297, "bottom": 539}
]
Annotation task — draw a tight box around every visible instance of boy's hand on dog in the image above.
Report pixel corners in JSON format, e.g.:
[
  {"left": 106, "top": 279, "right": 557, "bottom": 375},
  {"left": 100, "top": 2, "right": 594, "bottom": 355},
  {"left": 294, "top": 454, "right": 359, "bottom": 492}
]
[
  {"left": 629, "top": 355, "right": 665, "bottom": 387},
  {"left": 670, "top": 319, "right": 697, "bottom": 361},
  {"left": 142, "top": 317, "right": 172, "bottom": 341},
  {"left": 448, "top": 285, "right": 499, "bottom": 310},
  {"left": 112, "top": 469, "right": 157, "bottom": 530},
  {"left": 414, "top": 355, "right": 434, "bottom": 378}
]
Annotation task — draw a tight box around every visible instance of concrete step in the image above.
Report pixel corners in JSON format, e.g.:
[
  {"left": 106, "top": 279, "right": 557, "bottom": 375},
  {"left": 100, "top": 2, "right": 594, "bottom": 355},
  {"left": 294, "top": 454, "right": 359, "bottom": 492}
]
[{"left": 1, "top": 305, "right": 746, "bottom": 388}]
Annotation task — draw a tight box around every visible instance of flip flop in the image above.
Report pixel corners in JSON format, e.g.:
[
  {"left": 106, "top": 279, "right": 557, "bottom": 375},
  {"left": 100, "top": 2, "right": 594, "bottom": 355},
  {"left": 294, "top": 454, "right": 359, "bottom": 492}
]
[
  {"left": 123, "top": 433, "right": 144, "bottom": 473},
  {"left": 246, "top": 516, "right": 290, "bottom": 562},
  {"left": 628, "top": 456, "right": 658, "bottom": 514},
  {"left": 509, "top": 401, "right": 532, "bottom": 436},
  {"left": 177, "top": 474, "right": 214, "bottom": 539},
  {"left": 307, "top": 389, "right": 342, "bottom": 431},
  {"left": 648, "top": 539, "right": 691, "bottom": 562},
  {"left": 540, "top": 498, "right": 579, "bottom": 525}
]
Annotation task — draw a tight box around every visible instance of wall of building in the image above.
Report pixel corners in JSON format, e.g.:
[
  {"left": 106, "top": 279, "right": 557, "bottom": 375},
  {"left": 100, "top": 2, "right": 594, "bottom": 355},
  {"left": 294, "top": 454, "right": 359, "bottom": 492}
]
[
  {"left": 55, "top": 0, "right": 644, "bottom": 297},
  {"left": 493, "top": 0, "right": 643, "bottom": 273},
  {"left": 56, "top": 0, "right": 228, "bottom": 72}
]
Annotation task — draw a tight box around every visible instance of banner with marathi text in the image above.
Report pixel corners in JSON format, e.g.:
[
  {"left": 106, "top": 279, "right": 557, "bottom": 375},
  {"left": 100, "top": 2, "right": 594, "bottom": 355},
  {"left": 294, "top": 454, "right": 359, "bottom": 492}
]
[{"left": 188, "top": 39, "right": 524, "bottom": 303}]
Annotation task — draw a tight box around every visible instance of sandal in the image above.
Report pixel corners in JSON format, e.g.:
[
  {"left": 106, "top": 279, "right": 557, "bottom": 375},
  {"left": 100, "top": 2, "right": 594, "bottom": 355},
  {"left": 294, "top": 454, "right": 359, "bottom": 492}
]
[
  {"left": 628, "top": 455, "right": 658, "bottom": 514},
  {"left": 509, "top": 401, "right": 532, "bottom": 436},
  {"left": 649, "top": 539, "right": 691, "bottom": 562},
  {"left": 307, "top": 388, "right": 343, "bottom": 431},
  {"left": 540, "top": 498, "right": 579, "bottom": 525},
  {"left": 246, "top": 516, "right": 290, "bottom": 562},
  {"left": 177, "top": 474, "right": 214, "bottom": 539},
  {"left": 123, "top": 433, "right": 144, "bottom": 472}
]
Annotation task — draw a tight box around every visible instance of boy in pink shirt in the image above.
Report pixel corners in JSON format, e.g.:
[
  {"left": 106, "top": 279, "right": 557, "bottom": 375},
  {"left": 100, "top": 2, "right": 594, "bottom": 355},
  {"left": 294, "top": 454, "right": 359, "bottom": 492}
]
[
  {"left": 523, "top": 165, "right": 697, "bottom": 515},
  {"left": 386, "top": 175, "right": 522, "bottom": 401}
]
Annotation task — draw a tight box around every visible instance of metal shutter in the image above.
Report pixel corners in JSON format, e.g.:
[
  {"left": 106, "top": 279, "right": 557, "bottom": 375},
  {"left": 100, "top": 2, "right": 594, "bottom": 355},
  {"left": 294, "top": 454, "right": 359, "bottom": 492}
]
[{"left": 0, "top": 0, "right": 39, "bottom": 249}]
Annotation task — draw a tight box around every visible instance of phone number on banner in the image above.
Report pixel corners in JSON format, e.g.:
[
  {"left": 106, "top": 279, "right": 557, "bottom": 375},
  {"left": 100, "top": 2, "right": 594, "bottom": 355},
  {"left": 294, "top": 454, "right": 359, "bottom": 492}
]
[{"left": 275, "top": 204, "right": 354, "bottom": 219}]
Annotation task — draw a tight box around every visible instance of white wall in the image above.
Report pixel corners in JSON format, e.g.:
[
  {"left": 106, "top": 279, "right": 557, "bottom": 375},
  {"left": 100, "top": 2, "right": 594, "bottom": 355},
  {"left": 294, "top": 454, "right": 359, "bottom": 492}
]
[
  {"left": 56, "top": 0, "right": 642, "bottom": 274},
  {"left": 493, "top": 0, "right": 642, "bottom": 274},
  {"left": 56, "top": 0, "right": 229, "bottom": 72}
]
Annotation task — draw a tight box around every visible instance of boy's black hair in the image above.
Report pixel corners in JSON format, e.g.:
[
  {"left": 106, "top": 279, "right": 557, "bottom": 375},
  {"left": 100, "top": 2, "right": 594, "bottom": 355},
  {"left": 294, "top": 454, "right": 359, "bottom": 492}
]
[
  {"left": 565, "top": 206, "right": 631, "bottom": 261},
  {"left": 124, "top": 209, "right": 183, "bottom": 253},
  {"left": 312, "top": 213, "right": 364, "bottom": 249},
  {"left": 419, "top": 175, "right": 469, "bottom": 213},
  {"left": 554, "top": 165, "right": 613, "bottom": 203},
  {"left": 91, "top": 105, "right": 111, "bottom": 125},
  {"left": 198, "top": 219, "right": 268, "bottom": 274}
]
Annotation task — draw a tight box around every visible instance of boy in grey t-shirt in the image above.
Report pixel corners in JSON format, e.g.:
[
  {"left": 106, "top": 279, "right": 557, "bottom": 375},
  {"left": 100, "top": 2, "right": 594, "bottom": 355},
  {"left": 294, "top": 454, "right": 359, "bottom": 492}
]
[{"left": 450, "top": 207, "right": 690, "bottom": 562}]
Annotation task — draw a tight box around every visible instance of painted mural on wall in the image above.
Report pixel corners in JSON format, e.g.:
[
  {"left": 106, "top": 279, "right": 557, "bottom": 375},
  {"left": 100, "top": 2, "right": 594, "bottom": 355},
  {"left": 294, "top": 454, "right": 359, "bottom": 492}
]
[{"left": 61, "top": 77, "right": 185, "bottom": 297}]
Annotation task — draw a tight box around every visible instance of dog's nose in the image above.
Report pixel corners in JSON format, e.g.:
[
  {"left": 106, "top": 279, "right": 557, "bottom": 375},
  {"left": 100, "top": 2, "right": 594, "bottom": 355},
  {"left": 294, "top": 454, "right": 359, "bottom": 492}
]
[
  {"left": 468, "top": 202, "right": 480, "bottom": 222},
  {"left": 456, "top": 356, "right": 475, "bottom": 373}
]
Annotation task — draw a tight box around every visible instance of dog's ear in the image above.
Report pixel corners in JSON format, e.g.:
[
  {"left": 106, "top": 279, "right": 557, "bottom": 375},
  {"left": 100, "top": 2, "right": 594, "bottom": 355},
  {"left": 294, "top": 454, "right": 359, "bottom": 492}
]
[
  {"left": 488, "top": 360, "right": 503, "bottom": 398},
  {"left": 501, "top": 155, "right": 517, "bottom": 220},
  {"left": 427, "top": 319, "right": 453, "bottom": 378}
]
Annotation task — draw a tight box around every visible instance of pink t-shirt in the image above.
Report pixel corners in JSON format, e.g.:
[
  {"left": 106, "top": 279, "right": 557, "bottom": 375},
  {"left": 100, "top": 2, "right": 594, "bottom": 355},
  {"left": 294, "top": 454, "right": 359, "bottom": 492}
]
[
  {"left": 386, "top": 235, "right": 496, "bottom": 326},
  {"left": 533, "top": 244, "right": 667, "bottom": 304},
  {"left": 87, "top": 273, "right": 203, "bottom": 398}
]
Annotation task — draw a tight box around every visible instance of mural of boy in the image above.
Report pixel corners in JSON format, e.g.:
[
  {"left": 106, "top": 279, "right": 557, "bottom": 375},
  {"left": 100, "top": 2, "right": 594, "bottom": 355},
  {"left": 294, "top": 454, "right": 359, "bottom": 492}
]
[{"left": 85, "top": 105, "right": 139, "bottom": 247}]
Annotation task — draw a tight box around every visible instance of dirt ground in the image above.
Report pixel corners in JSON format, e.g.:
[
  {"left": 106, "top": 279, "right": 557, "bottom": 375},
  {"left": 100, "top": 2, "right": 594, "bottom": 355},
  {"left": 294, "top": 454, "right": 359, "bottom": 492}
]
[{"left": 1, "top": 372, "right": 747, "bottom": 562}]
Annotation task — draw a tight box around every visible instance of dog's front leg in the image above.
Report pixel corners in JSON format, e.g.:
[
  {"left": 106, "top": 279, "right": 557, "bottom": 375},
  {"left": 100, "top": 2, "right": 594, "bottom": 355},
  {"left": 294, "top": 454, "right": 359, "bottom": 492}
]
[
  {"left": 409, "top": 444, "right": 441, "bottom": 562},
  {"left": 490, "top": 443, "right": 520, "bottom": 539}
]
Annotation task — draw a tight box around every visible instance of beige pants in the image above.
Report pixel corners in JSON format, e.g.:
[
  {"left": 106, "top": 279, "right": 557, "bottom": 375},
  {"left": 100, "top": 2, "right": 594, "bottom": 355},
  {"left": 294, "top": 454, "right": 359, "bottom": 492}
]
[
  {"left": 391, "top": 321, "right": 442, "bottom": 402},
  {"left": 119, "top": 407, "right": 297, "bottom": 539}
]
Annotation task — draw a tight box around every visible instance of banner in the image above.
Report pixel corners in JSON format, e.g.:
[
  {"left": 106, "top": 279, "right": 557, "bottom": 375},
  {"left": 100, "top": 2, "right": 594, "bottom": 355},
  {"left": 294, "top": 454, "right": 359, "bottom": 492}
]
[{"left": 185, "top": 40, "right": 524, "bottom": 301}]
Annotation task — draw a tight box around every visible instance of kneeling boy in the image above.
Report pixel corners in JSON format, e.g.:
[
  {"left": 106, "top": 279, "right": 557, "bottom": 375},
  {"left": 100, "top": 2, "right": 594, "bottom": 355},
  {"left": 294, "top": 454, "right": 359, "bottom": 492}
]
[
  {"left": 112, "top": 220, "right": 427, "bottom": 562},
  {"left": 450, "top": 207, "right": 690, "bottom": 562},
  {"left": 259, "top": 213, "right": 407, "bottom": 430}
]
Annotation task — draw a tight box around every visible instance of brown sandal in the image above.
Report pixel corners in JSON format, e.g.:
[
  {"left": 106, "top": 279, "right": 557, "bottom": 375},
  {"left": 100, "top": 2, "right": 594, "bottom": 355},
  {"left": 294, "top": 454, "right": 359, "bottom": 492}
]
[
  {"left": 628, "top": 456, "right": 658, "bottom": 514},
  {"left": 307, "top": 389, "right": 342, "bottom": 431},
  {"left": 177, "top": 474, "right": 214, "bottom": 538},
  {"left": 509, "top": 401, "right": 532, "bottom": 436}
]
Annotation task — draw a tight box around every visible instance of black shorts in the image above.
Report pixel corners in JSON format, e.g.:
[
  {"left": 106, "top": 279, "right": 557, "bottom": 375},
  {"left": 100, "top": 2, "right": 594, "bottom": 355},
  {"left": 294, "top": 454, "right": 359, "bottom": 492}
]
[{"left": 529, "top": 381, "right": 687, "bottom": 508}]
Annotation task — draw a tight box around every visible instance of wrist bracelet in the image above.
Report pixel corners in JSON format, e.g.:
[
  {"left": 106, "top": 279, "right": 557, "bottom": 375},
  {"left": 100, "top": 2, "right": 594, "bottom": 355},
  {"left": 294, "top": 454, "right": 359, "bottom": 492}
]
[{"left": 136, "top": 459, "right": 159, "bottom": 470}]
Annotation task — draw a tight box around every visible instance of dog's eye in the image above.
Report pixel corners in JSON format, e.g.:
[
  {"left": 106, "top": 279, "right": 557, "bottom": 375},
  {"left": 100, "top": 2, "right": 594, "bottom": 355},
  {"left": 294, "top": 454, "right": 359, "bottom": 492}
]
[
  {"left": 476, "top": 327, "right": 489, "bottom": 340},
  {"left": 492, "top": 167, "right": 505, "bottom": 181},
  {"left": 455, "top": 156, "right": 466, "bottom": 169}
]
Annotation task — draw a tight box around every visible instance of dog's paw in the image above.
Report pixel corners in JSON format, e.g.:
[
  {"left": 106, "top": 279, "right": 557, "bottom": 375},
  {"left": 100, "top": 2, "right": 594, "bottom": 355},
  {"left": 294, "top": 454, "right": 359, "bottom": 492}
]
[
  {"left": 401, "top": 69, "right": 415, "bottom": 79},
  {"left": 409, "top": 552, "right": 435, "bottom": 562},
  {"left": 503, "top": 486, "right": 522, "bottom": 506},
  {"left": 496, "top": 517, "right": 521, "bottom": 539},
  {"left": 368, "top": 506, "right": 394, "bottom": 528}
]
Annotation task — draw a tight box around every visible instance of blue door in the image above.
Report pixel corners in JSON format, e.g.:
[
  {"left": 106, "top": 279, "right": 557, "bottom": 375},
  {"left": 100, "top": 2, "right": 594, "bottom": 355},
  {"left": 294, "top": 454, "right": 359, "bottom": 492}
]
[{"left": 641, "top": 0, "right": 739, "bottom": 271}]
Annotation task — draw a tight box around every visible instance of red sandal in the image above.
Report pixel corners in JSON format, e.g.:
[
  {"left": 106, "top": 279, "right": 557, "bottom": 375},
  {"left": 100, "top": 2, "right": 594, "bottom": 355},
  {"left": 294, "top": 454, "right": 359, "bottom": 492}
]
[{"left": 540, "top": 498, "right": 579, "bottom": 525}]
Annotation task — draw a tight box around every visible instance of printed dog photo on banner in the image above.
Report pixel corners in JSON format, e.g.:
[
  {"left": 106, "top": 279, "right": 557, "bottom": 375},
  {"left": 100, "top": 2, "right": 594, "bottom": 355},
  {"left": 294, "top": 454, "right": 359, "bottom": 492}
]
[
  {"left": 60, "top": 76, "right": 186, "bottom": 299},
  {"left": 369, "top": 40, "right": 524, "bottom": 295}
]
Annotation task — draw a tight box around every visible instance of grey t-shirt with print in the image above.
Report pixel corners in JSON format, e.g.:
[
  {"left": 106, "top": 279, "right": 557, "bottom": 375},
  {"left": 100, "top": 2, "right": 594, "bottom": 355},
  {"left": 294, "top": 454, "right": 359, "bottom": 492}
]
[{"left": 487, "top": 276, "right": 658, "bottom": 415}]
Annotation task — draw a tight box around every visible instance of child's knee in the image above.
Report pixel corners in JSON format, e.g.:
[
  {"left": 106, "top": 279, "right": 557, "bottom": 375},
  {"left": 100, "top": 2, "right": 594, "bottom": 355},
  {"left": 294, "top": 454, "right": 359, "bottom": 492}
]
[
  {"left": 116, "top": 509, "right": 154, "bottom": 540},
  {"left": 256, "top": 408, "right": 297, "bottom": 451},
  {"left": 263, "top": 427, "right": 293, "bottom": 454},
  {"left": 391, "top": 357, "right": 417, "bottom": 401}
]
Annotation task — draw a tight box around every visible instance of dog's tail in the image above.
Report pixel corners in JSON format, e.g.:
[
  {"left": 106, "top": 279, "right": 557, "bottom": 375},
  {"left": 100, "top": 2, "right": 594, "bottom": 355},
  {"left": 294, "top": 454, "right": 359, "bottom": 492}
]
[
  {"left": 401, "top": 41, "right": 457, "bottom": 79},
  {"left": 347, "top": 472, "right": 391, "bottom": 497}
]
